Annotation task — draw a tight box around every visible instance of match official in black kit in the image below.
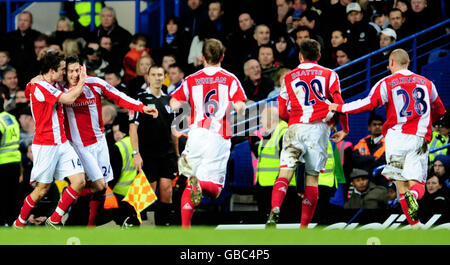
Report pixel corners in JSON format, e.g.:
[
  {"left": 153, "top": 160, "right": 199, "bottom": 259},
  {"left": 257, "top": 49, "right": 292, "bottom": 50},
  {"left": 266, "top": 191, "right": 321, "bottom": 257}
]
[{"left": 129, "top": 64, "right": 179, "bottom": 226}]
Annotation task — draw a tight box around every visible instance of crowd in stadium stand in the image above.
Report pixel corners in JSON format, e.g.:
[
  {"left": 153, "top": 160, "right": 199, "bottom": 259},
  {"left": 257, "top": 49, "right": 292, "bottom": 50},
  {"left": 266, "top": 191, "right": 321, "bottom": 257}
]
[{"left": 0, "top": 0, "right": 448, "bottom": 227}]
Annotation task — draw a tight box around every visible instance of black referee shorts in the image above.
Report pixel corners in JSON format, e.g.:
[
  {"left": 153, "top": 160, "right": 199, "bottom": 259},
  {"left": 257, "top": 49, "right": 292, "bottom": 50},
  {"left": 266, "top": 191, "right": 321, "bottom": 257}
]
[{"left": 141, "top": 153, "right": 178, "bottom": 183}]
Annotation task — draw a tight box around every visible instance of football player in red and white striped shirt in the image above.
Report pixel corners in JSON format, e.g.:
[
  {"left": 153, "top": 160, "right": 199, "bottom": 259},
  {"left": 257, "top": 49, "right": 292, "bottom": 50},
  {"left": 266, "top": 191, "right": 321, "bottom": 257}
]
[
  {"left": 330, "top": 49, "right": 446, "bottom": 226},
  {"left": 170, "top": 39, "right": 247, "bottom": 228},
  {"left": 267, "top": 39, "right": 349, "bottom": 229},
  {"left": 14, "top": 52, "right": 87, "bottom": 229},
  {"left": 60, "top": 56, "right": 157, "bottom": 226}
]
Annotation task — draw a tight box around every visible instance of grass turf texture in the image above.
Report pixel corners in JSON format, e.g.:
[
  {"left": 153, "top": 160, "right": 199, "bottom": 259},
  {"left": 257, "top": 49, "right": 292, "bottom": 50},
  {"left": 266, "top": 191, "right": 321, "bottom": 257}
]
[{"left": 1, "top": 226, "right": 450, "bottom": 245}]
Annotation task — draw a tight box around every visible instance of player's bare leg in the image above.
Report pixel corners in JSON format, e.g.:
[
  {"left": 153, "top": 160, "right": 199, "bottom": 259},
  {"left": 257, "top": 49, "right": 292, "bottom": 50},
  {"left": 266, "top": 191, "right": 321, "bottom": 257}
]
[{"left": 153, "top": 178, "right": 175, "bottom": 226}]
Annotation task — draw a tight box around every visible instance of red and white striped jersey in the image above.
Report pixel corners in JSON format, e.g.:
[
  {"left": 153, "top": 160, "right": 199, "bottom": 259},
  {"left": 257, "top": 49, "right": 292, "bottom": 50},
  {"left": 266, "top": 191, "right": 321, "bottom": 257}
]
[
  {"left": 25, "top": 81, "right": 67, "bottom": 145},
  {"left": 279, "top": 61, "right": 349, "bottom": 132},
  {"left": 337, "top": 69, "right": 446, "bottom": 142},
  {"left": 61, "top": 76, "right": 144, "bottom": 147},
  {"left": 170, "top": 66, "right": 247, "bottom": 139}
]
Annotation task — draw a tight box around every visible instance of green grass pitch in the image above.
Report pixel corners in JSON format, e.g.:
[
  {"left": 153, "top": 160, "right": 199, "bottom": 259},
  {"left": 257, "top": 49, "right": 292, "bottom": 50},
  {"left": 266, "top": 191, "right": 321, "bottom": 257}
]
[{"left": 1, "top": 226, "right": 450, "bottom": 245}]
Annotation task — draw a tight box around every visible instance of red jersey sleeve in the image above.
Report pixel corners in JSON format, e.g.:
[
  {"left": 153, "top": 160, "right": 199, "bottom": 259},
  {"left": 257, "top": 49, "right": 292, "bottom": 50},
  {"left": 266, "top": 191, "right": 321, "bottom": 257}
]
[
  {"left": 171, "top": 79, "right": 189, "bottom": 102},
  {"left": 337, "top": 79, "right": 386, "bottom": 114},
  {"left": 229, "top": 78, "right": 247, "bottom": 103},
  {"left": 92, "top": 77, "right": 144, "bottom": 112}
]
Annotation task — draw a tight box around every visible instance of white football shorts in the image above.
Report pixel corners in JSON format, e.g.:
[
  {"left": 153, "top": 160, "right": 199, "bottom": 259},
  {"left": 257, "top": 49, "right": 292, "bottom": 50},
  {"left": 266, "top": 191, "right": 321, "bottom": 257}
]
[
  {"left": 279, "top": 122, "right": 330, "bottom": 176},
  {"left": 178, "top": 128, "right": 231, "bottom": 187},
  {"left": 71, "top": 136, "right": 113, "bottom": 183},
  {"left": 382, "top": 129, "right": 428, "bottom": 183},
  {"left": 30, "top": 141, "right": 84, "bottom": 185}
]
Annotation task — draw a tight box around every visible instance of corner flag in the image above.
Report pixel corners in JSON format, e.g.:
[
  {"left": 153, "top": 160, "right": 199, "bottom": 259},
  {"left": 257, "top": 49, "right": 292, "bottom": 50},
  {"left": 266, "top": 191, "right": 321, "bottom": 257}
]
[{"left": 123, "top": 171, "right": 157, "bottom": 223}]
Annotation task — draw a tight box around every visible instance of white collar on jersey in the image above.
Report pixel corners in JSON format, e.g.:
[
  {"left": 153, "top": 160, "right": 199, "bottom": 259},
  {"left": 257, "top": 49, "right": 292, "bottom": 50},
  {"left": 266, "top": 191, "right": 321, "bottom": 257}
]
[
  {"left": 145, "top": 87, "right": 166, "bottom": 98},
  {"left": 394, "top": 69, "right": 413, "bottom": 76},
  {"left": 202, "top": 66, "right": 222, "bottom": 75},
  {"left": 297, "top": 62, "right": 317, "bottom": 69}
]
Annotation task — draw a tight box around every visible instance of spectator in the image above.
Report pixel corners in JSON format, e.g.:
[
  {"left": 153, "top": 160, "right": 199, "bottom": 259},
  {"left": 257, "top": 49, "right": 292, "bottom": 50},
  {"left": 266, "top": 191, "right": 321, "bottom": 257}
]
[
  {"left": 180, "top": 0, "right": 209, "bottom": 40},
  {"left": 344, "top": 168, "right": 389, "bottom": 210},
  {"left": 242, "top": 59, "right": 274, "bottom": 102},
  {"left": 258, "top": 45, "right": 281, "bottom": 84},
  {"left": 1, "top": 68, "right": 20, "bottom": 112},
  {"left": 372, "top": 28, "right": 397, "bottom": 76},
  {"left": 407, "top": 0, "right": 438, "bottom": 33},
  {"left": 418, "top": 172, "right": 449, "bottom": 222},
  {"left": 202, "top": 0, "right": 229, "bottom": 43},
  {"left": 268, "top": 67, "right": 291, "bottom": 98},
  {"left": 369, "top": 10, "right": 389, "bottom": 35},
  {"left": 0, "top": 50, "right": 12, "bottom": 82},
  {"left": 181, "top": 0, "right": 208, "bottom": 41},
  {"left": 167, "top": 63, "right": 184, "bottom": 95},
  {"left": 159, "top": 16, "right": 190, "bottom": 68},
  {"left": 82, "top": 40, "right": 110, "bottom": 78},
  {"left": 343, "top": 2, "right": 378, "bottom": 57},
  {"left": 388, "top": 8, "right": 410, "bottom": 41},
  {"left": 17, "top": 105, "right": 34, "bottom": 150},
  {"left": 297, "top": 9, "right": 325, "bottom": 50},
  {"left": 90, "top": 6, "right": 133, "bottom": 62},
  {"left": 228, "top": 12, "right": 257, "bottom": 78},
  {"left": 161, "top": 54, "right": 176, "bottom": 91},
  {"left": 387, "top": 182, "right": 400, "bottom": 210},
  {"left": 5, "top": 11, "right": 41, "bottom": 88},
  {"left": 62, "top": 38, "right": 82, "bottom": 57},
  {"left": 353, "top": 114, "right": 387, "bottom": 186},
  {"left": 320, "top": 0, "right": 353, "bottom": 42},
  {"left": 128, "top": 55, "right": 154, "bottom": 99},
  {"left": 123, "top": 34, "right": 149, "bottom": 84},
  {"left": 48, "top": 16, "right": 82, "bottom": 48},
  {"left": 432, "top": 155, "right": 450, "bottom": 188},
  {"left": 273, "top": 0, "right": 295, "bottom": 34},
  {"left": 325, "top": 29, "right": 348, "bottom": 68},
  {"left": 335, "top": 43, "right": 353, "bottom": 67},
  {"left": 99, "top": 35, "right": 112, "bottom": 52},
  {"left": 104, "top": 70, "right": 127, "bottom": 94},
  {"left": 393, "top": 0, "right": 411, "bottom": 14},
  {"left": 250, "top": 24, "right": 273, "bottom": 59},
  {"left": 273, "top": 33, "right": 296, "bottom": 69}
]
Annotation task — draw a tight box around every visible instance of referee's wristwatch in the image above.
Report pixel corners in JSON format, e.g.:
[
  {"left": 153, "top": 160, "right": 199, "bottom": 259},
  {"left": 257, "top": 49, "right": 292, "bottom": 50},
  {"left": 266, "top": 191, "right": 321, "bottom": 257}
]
[{"left": 132, "top": 150, "right": 140, "bottom": 156}]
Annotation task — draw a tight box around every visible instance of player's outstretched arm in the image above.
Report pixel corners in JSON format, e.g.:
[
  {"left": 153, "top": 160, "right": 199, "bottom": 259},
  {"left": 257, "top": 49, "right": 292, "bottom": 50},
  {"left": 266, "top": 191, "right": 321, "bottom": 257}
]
[
  {"left": 233, "top": 101, "right": 246, "bottom": 117},
  {"left": 58, "top": 64, "right": 87, "bottom": 105}
]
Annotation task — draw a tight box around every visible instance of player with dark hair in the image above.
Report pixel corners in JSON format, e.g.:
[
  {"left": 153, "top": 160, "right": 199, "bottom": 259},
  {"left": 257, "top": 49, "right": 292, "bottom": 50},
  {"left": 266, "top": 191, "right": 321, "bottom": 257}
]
[{"left": 266, "top": 39, "right": 349, "bottom": 229}]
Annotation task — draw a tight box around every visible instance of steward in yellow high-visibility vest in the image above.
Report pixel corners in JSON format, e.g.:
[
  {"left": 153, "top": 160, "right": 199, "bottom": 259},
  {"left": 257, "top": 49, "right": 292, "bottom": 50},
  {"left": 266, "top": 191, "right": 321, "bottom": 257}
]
[
  {"left": 257, "top": 120, "right": 296, "bottom": 186},
  {"left": 429, "top": 131, "right": 448, "bottom": 162},
  {"left": 318, "top": 141, "right": 337, "bottom": 189},
  {"left": 112, "top": 136, "right": 137, "bottom": 197},
  {"left": 0, "top": 100, "right": 22, "bottom": 226},
  {"left": 74, "top": 1, "right": 102, "bottom": 28}
]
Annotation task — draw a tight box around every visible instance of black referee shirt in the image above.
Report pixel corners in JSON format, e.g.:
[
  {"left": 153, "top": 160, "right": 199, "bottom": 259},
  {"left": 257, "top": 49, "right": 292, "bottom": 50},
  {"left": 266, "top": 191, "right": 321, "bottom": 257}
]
[{"left": 130, "top": 88, "right": 176, "bottom": 158}]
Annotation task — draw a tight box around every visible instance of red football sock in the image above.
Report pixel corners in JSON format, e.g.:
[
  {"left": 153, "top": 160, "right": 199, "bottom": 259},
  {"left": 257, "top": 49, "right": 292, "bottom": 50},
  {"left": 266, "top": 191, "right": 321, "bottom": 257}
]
[
  {"left": 79, "top": 187, "right": 93, "bottom": 197},
  {"left": 300, "top": 186, "right": 318, "bottom": 228},
  {"left": 50, "top": 186, "right": 80, "bottom": 224},
  {"left": 181, "top": 185, "right": 194, "bottom": 228},
  {"left": 399, "top": 193, "right": 420, "bottom": 225},
  {"left": 87, "top": 196, "right": 104, "bottom": 227},
  {"left": 15, "top": 195, "right": 36, "bottom": 226},
  {"left": 271, "top": 177, "right": 290, "bottom": 210},
  {"left": 200, "top": 181, "right": 221, "bottom": 199},
  {"left": 410, "top": 183, "right": 425, "bottom": 200}
]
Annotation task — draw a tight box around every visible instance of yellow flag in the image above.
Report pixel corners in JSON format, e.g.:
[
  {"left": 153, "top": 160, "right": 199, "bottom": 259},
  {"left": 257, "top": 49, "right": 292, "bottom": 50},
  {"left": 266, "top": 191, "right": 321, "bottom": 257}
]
[{"left": 122, "top": 171, "right": 157, "bottom": 223}]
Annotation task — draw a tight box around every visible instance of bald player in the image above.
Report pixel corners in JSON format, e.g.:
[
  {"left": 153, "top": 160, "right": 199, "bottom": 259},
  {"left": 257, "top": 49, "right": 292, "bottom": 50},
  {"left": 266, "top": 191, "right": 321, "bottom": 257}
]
[{"left": 330, "top": 49, "right": 446, "bottom": 226}]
